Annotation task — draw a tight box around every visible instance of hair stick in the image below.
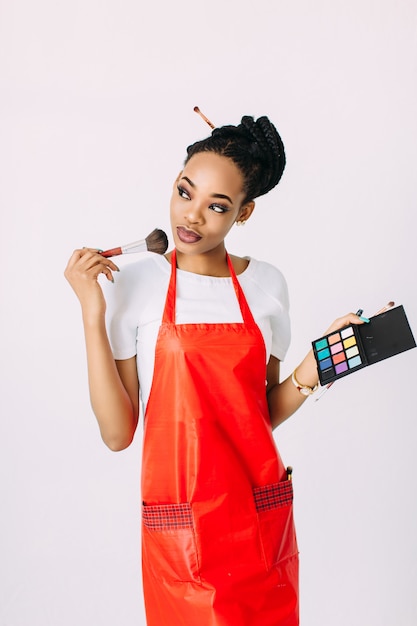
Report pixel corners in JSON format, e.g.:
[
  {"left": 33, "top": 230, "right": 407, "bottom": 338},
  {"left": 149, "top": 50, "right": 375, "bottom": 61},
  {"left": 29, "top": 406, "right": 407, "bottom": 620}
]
[{"left": 193, "top": 106, "right": 215, "bottom": 129}]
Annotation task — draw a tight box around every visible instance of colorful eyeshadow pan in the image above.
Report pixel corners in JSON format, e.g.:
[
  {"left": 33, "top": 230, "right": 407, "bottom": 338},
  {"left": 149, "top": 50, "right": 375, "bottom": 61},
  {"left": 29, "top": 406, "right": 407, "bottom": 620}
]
[
  {"left": 315, "top": 338, "right": 328, "bottom": 351},
  {"left": 345, "top": 346, "right": 359, "bottom": 359},
  {"left": 348, "top": 355, "right": 362, "bottom": 368},
  {"left": 328, "top": 333, "right": 341, "bottom": 345},
  {"left": 319, "top": 357, "right": 333, "bottom": 370},
  {"left": 343, "top": 336, "right": 356, "bottom": 350},
  {"left": 321, "top": 368, "right": 335, "bottom": 381},
  {"left": 317, "top": 347, "right": 330, "bottom": 360},
  {"left": 312, "top": 323, "right": 367, "bottom": 384},
  {"left": 335, "top": 362, "right": 348, "bottom": 374},
  {"left": 332, "top": 352, "right": 346, "bottom": 365},
  {"left": 341, "top": 327, "right": 354, "bottom": 339}
]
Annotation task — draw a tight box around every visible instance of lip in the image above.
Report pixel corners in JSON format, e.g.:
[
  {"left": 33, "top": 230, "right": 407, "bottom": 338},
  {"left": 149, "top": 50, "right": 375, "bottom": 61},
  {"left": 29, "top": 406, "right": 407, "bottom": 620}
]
[{"left": 176, "top": 226, "right": 202, "bottom": 244}]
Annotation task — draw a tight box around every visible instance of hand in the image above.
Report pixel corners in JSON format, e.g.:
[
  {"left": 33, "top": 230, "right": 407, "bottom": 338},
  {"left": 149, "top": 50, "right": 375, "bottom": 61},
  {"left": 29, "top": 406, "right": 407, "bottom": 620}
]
[
  {"left": 64, "top": 248, "right": 119, "bottom": 320},
  {"left": 323, "top": 311, "right": 369, "bottom": 336}
]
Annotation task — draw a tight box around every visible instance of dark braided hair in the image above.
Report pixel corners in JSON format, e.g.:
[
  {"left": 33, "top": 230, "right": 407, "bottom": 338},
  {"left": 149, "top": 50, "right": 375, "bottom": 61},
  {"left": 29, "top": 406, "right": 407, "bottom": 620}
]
[{"left": 185, "top": 116, "right": 286, "bottom": 203}]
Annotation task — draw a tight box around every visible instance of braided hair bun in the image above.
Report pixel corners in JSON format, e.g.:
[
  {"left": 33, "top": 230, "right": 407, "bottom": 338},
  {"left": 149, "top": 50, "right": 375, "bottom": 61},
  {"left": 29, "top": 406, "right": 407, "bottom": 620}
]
[{"left": 186, "top": 115, "right": 286, "bottom": 202}]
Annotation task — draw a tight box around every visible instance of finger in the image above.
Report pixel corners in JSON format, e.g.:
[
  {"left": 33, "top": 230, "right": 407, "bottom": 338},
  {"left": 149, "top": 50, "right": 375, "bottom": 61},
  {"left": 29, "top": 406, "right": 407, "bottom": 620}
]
[
  {"left": 323, "top": 312, "right": 370, "bottom": 336},
  {"left": 65, "top": 248, "right": 87, "bottom": 269},
  {"left": 65, "top": 254, "right": 119, "bottom": 288},
  {"left": 79, "top": 259, "right": 119, "bottom": 282},
  {"left": 65, "top": 247, "right": 101, "bottom": 272},
  {"left": 91, "top": 264, "right": 116, "bottom": 283},
  {"left": 83, "top": 247, "right": 103, "bottom": 251},
  {"left": 77, "top": 249, "right": 120, "bottom": 273},
  {"left": 349, "top": 312, "right": 370, "bottom": 325}
]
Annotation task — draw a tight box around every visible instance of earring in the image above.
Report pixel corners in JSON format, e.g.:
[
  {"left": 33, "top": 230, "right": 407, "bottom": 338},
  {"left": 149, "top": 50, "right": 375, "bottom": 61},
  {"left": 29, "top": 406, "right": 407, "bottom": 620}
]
[{"left": 236, "top": 220, "right": 247, "bottom": 226}]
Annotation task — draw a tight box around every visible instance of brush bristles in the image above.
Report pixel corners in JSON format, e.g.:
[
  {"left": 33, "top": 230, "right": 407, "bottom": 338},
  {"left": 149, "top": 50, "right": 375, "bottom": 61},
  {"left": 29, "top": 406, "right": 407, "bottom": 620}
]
[{"left": 145, "top": 228, "right": 169, "bottom": 255}]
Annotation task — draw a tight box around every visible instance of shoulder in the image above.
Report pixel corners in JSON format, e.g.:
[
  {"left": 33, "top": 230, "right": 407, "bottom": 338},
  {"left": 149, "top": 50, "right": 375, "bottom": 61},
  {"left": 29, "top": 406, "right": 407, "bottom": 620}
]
[
  {"left": 236, "top": 256, "right": 290, "bottom": 318},
  {"left": 246, "top": 257, "right": 287, "bottom": 282},
  {"left": 239, "top": 257, "right": 289, "bottom": 306},
  {"left": 103, "top": 253, "right": 170, "bottom": 305},
  {"left": 230, "top": 255, "right": 287, "bottom": 285},
  {"left": 113, "top": 253, "right": 169, "bottom": 286}
]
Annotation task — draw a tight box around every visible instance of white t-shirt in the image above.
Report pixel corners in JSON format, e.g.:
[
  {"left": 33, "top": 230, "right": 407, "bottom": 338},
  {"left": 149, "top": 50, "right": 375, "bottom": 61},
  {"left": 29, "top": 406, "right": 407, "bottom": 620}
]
[{"left": 104, "top": 253, "right": 291, "bottom": 411}]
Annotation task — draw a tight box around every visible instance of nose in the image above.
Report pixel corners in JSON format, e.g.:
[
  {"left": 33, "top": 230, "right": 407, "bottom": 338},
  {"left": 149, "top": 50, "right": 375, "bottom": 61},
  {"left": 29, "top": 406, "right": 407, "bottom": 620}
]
[{"left": 184, "top": 201, "right": 204, "bottom": 225}]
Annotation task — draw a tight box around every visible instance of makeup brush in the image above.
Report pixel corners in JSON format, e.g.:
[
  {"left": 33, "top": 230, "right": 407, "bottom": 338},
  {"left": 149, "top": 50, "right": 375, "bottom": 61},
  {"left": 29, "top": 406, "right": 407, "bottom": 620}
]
[
  {"left": 100, "top": 228, "right": 168, "bottom": 258},
  {"left": 374, "top": 301, "right": 395, "bottom": 316}
]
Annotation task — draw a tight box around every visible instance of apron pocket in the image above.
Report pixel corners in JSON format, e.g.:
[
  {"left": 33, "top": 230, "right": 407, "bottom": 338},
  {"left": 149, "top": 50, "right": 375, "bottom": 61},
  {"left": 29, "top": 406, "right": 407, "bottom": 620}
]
[
  {"left": 142, "top": 502, "right": 201, "bottom": 584},
  {"left": 254, "top": 481, "right": 298, "bottom": 570}
]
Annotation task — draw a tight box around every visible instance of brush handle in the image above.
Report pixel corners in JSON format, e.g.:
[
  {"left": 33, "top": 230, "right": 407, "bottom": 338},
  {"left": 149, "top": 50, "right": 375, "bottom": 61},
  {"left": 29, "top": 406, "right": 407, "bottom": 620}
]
[
  {"left": 100, "top": 238, "right": 147, "bottom": 258},
  {"left": 101, "top": 247, "right": 122, "bottom": 258}
]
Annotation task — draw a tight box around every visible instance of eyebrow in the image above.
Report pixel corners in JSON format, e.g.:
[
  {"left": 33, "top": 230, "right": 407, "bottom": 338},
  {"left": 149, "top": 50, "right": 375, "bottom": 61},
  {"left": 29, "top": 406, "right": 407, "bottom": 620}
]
[{"left": 180, "top": 176, "right": 234, "bottom": 205}]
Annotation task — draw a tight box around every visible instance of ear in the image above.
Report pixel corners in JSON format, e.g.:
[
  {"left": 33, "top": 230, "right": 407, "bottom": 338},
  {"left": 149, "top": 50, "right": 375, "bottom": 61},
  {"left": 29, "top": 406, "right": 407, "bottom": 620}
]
[{"left": 236, "top": 201, "right": 255, "bottom": 223}]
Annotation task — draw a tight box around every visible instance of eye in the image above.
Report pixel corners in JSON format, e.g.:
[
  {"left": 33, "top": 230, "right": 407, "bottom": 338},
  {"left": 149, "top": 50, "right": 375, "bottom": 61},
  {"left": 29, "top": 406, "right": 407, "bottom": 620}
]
[
  {"left": 209, "top": 203, "right": 229, "bottom": 214},
  {"left": 177, "top": 185, "right": 191, "bottom": 200}
]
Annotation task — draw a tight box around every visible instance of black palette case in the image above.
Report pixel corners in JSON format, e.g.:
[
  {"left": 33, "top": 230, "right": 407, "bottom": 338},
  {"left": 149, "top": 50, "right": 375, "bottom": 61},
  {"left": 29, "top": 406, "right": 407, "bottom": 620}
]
[{"left": 312, "top": 305, "right": 416, "bottom": 385}]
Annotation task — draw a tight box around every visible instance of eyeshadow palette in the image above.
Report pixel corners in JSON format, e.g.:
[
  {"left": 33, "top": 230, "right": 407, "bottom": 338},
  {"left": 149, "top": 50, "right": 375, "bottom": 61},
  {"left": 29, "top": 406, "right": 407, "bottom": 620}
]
[
  {"left": 312, "top": 305, "right": 416, "bottom": 385},
  {"left": 313, "top": 325, "right": 366, "bottom": 384}
]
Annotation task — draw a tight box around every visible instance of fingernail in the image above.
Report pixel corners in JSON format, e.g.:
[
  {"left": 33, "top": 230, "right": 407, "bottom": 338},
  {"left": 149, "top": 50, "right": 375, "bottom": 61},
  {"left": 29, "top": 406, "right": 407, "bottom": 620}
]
[
  {"left": 98, "top": 249, "right": 104, "bottom": 253},
  {"left": 359, "top": 316, "right": 370, "bottom": 323}
]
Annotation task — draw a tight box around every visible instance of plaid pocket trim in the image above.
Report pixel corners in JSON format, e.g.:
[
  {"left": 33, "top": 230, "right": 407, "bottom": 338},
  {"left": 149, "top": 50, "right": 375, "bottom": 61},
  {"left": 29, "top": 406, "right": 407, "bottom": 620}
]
[
  {"left": 253, "top": 481, "right": 293, "bottom": 512},
  {"left": 142, "top": 502, "right": 193, "bottom": 530}
]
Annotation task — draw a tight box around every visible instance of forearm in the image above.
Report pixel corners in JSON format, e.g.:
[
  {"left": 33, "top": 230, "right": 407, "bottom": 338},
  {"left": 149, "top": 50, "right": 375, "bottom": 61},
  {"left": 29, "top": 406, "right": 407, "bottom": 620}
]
[
  {"left": 267, "top": 312, "right": 369, "bottom": 429},
  {"left": 83, "top": 315, "right": 138, "bottom": 450},
  {"left": 267, "top": 350, "right": 318, "bottom": 429},
  {"left": 64, "top": 248, "right": 138, "bottom": 449}
]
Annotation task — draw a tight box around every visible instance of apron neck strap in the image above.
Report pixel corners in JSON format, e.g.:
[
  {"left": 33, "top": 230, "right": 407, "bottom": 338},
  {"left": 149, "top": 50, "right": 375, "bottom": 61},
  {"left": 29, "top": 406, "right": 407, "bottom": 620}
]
[{"left": 162, "top": 249, "right": 256, "bottom": 325}]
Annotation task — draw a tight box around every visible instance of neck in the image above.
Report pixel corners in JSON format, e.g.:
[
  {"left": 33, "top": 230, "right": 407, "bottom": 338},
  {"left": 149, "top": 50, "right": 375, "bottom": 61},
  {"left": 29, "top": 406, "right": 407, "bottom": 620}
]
[{"left": 174, "top": 244, "right": 230, "bottom": 277}]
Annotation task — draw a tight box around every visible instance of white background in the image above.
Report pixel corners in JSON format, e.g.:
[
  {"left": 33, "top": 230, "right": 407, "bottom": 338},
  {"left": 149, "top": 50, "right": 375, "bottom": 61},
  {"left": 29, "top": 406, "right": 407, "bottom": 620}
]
[{"left": 1, "top": 1, "right": 417, "bottom": 624}]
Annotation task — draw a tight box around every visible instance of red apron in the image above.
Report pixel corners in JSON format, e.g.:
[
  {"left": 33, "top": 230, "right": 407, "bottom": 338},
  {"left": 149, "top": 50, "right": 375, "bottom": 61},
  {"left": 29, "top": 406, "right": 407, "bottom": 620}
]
[{"left": 141, "top": 250, "right": 299, "bottom": 625}]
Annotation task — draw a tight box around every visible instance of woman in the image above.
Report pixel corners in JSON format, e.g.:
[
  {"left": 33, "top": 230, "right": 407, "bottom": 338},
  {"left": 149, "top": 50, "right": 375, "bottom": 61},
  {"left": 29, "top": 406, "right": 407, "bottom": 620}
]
[{"left": 65, "top": 114, "right": 366, "bottom": 625}]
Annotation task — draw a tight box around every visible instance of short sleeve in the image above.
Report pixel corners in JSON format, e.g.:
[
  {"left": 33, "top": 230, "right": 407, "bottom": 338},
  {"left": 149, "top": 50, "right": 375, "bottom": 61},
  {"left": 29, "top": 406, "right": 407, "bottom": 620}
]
[
  {"left": 102, "top": 255, "right": 171, "bottom": 363},
  {"left": 102, "top": 262, "right": 141, "bottom": 360},
  {"left": 240, "top": 259, "right": 291, "bottom": 362},
  {"left": 269, "top": 273, "right": 291, "bottom": 361}
]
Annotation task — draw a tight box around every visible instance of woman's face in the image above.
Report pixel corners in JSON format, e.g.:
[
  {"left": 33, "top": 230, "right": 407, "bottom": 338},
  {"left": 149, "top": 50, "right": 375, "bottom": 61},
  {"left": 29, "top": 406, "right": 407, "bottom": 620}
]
[{"left": 170, "top": 152, "right": 253, "bottom": 257}]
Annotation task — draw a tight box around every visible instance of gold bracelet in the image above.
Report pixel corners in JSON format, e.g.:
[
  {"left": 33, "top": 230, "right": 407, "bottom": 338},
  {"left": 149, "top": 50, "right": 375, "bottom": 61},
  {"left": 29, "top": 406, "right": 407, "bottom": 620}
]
[{"left": 291, "top": 369, "right": 319, "bottom": 396}]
